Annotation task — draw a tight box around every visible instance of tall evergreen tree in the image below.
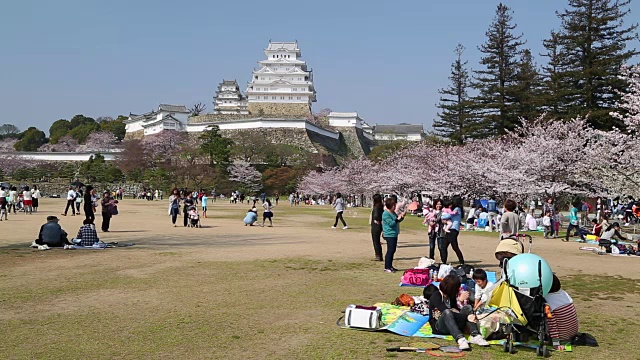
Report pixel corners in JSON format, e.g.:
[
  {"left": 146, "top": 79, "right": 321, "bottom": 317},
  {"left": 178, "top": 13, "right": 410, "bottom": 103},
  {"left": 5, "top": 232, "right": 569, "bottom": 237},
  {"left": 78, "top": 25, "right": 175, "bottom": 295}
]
[
  {"left": 555, "top": 0, "right": 639, "bottom": 129},
  {"left": 433, "top": 44, "right": 478, "bottom": 144},
  {"left": 540, "top": 30, "right": 573, "bottom": 117},
  {"left": 512, "top": 49, "right": 544, "bottom": 122},
  {"left": 473, "top": 3, "right": 526, "bottom": 136}
]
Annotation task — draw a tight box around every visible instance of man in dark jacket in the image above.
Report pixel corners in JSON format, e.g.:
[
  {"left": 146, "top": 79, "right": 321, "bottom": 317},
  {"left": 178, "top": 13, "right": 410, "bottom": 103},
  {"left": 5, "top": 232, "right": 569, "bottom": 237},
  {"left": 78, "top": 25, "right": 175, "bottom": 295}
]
[{"left": 33, "top": 216, "right": 70, "bottom": 247}]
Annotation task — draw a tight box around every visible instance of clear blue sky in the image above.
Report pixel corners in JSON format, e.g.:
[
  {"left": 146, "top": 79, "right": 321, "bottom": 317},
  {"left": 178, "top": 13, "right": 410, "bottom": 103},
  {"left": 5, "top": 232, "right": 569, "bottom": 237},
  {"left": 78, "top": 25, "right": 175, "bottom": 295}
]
[{"left": 1, "top": 0, "right": 638, "bottom": 134}]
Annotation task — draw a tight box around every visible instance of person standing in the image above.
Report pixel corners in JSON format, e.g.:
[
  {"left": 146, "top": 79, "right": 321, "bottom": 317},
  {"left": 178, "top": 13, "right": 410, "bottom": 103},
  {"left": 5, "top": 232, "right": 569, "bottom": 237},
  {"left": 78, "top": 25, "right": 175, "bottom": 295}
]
[
  {"left": 84, "top": 186, "right": 95, "bottom": 222},
  {"left": 169, "top": 189, "right": 181, "bottom": 227},
  {"left": 426, "top": 199, "right": 445, "bottom": 261},
  {"left": 543, "top": 198, "right": 556, "bottom": 238},
  {"left": 262, "top": 198, "right": 274, "bottom": 227},
  {"left": 201, "top": 193, "right": 209, "bottom": 218},
  {"left": 0, "top": 186, "right": 7, "bottom": 220},
  {"left": 100, "top": 191, "right": 116, "bottom": 232},
  {"left": 440, "top": 196, "right": 465, "bottom": 265},
  {"left": 31, "top": 185, "right": 41, "bottom": 212},
  {"left": 486, "top": 196, "right": 498, "bottom": 232},
  {"left": 370, "top": 194, "right": 384, "bottom": 262},
  {"left": 331, "top": 193, "right": 348, "bottom": 229},
  {"left": 75, "top": 187, "right": 83, "bottom": 215},
  {"left": 7, "top": 187, "right": 18, "bottom": 215},
  {"left": 500, "top": 199, "right": 521, "bottom": 238},
  {"left": 63, "top": 186, "right": 76, "bottom": 216},
  {"left": 382, "top": 197, "right": 404, "bottom": 272},
  {"left": 183, "top": 193, "right": 195, "bottom": 227},
  {"left": 22, "top": 186, "right": 33, "bottom": 214},
  {"left": 565, "top": 202, "right": 585, "bottom": 242}
]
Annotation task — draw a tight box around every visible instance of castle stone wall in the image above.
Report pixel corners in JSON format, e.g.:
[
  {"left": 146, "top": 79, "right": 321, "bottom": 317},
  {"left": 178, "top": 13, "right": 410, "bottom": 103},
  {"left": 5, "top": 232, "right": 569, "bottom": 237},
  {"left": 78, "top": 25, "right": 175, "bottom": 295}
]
[
  {"left": 124, "top": 130, "right": 144, "bottom": 140},
  {"left": 248, "top": 103, "right": 311, "bottom": 117},
  {"left": 219, "top": 128, "right": 318, "bottom": 153}
]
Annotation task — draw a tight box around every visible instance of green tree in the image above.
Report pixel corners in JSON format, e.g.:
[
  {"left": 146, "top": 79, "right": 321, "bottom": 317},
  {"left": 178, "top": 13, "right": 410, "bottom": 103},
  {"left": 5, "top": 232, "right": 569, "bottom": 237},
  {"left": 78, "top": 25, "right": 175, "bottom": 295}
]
[
  {"left": 473, "top": 3, "right": 526, "bottom": 136},
  {"left": 69, "top": 114, "right": 96, "bottom": 128},
  {"left": 68, "top": 122, "right": 100, "bottom": 143},
  {"left": 555, "top": 0, "right": 639, "bottom": 129},
  {"left": 199, "top": 126, "right": 233, "bottom": 169},
  {"left": 512, "top": 49, "right": 544, "bottom": 121},
  {"left": 100, "top": 118, "right": 126, "bottom": 140},
  {"left": 540, "top": 30, "right": 573, "bottom": 117},
  {"left": 49, "top": 119, "right": 71, "bottom": 143},
  {"left": 14, "top": 127, "right": 47, "bottom": 151},
  {"left": 0, "top": 124, "right": 20, "bottom": 139},
  {"left": 433, "top": 44, "right": 480, "bottom": 144}
]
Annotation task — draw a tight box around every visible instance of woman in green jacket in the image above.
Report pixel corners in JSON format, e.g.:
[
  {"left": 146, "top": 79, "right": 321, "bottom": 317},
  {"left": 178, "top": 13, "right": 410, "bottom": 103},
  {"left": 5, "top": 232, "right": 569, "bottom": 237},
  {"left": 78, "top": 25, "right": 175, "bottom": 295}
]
[{"left": 382, "top": 197, "right": 405, "bottom": 272}]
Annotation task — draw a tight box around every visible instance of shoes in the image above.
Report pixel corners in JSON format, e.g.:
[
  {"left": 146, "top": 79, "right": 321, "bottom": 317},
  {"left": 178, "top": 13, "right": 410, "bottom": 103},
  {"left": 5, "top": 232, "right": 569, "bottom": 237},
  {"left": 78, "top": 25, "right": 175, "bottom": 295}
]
[
  {"left": 31, "top": 241, "right": 38, "bottom": 248},
  {"left": 391, "top": 266, "right": 399, "bottom": 272},
  {"left": 457, "top": 338, "right": 470, "bottom": 351},
  {"left": 63, "top": 244, "right": 74, "bottom": 250},
  {"left": 37, "top": 245, "right": 49, "bottom": 251},
  {"left": 331, "top": 226, "right": 336, "bottom": 229},
  {"left": 372, "top": 256, "right": 383, "bottom": 262},
  {"left": 342, "top": 226, "right": 348, "bottom": 230},
  {"left": 624, "top": 223, "right": 630, "bottom": 227},
  {"left": 469, "top": 335, "right": 489, "bottom": 347},
  {"left": 384, "top": 269, "right": 396, "bottom": 273}
]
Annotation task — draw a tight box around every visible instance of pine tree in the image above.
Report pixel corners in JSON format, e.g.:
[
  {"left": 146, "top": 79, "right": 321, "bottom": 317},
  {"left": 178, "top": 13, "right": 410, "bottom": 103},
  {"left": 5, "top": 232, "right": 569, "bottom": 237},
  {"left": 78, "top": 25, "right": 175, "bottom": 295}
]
[
  {"left": 540, "top": 30, "right": 573, "bottom": 117},
  {"left": 512, "top": 49, "right": 544, "bottom": 122},
  {"left": 473, "top": 3, "right": 526, "bottom": 136},
  {"left": 433, "top": 44, "right": 479, "bottom": 144},
  {"left": 555, "top": 0, "right": 639, "bottom": 129}
]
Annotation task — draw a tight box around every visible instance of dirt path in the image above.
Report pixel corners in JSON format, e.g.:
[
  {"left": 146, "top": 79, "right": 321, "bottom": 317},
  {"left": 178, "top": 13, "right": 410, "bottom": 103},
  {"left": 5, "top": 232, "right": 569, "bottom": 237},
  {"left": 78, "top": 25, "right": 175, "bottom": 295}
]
[{"left": 2, "top": 198, "right": 638, "bottom": 278}]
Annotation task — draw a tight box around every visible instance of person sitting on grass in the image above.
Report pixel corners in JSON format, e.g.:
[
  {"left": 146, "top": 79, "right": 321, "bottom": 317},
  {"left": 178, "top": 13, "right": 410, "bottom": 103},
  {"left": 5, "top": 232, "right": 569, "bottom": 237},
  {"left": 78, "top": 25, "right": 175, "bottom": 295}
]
[
  {"left": 546, "top": 274, "right": 579, "bottom": 346},
  {"left": 472, "top": 269, "right": 494, "bottom": 312},
  {"left": 428, "top": 274, "right": 490, "bottom": 351},
  {"left": 32, "top": 216, "right": 72, "bottom": 248},
  {"left": 73, "top": 219, "right": 100, "bottom": 247},
  {"left": 243, "top": 208, "right": 258, "bottom": 226},
  {"left": 599, "top": 222, "right": 626, "bottom": 245}
]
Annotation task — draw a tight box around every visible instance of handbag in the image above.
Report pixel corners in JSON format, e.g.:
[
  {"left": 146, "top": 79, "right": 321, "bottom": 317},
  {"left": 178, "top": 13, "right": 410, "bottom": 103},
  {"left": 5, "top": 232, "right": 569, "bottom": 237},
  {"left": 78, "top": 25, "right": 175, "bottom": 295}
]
[
  {"left": 343, "top": 305, "right": 382, "bottom": 329},
  {"left": 110, "top": 204, "right": 119, "bottom": 216},
  {"left": 400, "top": 269, "right": 432, "bottom": 287}
]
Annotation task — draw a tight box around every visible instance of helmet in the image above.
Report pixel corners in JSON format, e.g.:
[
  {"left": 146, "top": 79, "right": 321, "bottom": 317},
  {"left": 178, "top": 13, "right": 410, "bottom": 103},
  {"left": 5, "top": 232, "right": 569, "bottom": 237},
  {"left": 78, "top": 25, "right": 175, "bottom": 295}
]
[{"left": 506, "top": 253, "right": 553, "bottom": 295}]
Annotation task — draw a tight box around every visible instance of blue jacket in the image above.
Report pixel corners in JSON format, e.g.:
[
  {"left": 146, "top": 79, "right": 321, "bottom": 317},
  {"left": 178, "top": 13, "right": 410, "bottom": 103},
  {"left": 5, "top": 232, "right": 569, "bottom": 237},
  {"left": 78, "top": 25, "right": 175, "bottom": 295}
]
[
  {"left": 382, "top": 210, "right": 403, "bottom": 238},
  {"left": 243, "top": 211, "right": 257, "bottom": 225}
]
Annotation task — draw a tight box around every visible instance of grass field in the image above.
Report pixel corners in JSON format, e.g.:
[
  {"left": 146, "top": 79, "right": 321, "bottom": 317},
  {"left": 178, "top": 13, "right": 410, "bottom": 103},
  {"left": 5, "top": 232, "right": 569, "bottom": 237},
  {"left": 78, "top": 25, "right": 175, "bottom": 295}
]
[{"left": 1, "top": 200, "right": 639, "bottom": 359}]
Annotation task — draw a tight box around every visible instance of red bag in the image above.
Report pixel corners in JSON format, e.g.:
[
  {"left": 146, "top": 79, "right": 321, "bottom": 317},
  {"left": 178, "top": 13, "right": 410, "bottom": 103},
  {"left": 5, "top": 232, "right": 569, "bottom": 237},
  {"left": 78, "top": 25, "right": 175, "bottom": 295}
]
[{"left": 400, "top": 269, "right": 432, "bottom": 287}]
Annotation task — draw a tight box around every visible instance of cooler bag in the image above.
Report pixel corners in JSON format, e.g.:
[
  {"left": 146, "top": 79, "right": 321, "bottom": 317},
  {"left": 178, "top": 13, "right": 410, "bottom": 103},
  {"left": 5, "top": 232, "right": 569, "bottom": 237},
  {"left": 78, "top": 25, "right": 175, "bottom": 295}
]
[{"left": 344, "top": 305, "right": 382, "bottom": 329}]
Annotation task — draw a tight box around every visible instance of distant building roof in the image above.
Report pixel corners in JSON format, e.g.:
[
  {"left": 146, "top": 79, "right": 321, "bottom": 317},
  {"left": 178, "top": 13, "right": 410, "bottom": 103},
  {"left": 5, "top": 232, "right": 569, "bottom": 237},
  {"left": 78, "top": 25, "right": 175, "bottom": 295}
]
[
  {"left": 373, "top": 124, "right": 424, "bottom": 134},
  {"left": 266, "top": 41, "right": 299, "bottom": 52},
  {"left": 221, "top": 79, "right": 239, "bottom": 86},
  {"left": 329, "top": 112, "right": 359, "bottom": 118},
  {"left": 159, "top": 104, "right": 189, "bottom": 113}
]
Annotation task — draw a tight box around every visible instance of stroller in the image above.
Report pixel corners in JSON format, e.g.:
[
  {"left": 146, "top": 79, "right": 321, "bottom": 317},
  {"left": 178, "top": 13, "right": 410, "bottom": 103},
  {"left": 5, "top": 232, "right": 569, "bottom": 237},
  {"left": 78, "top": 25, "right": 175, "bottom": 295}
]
[
  {"left": 495, "top": 234, "right": 532, "bottom": 267},
  {"left": 187, "top": 206, "right": 201, "bottom": 228},
  {"left": 489, "top": 235, "right": 551, "bottom": 357}
]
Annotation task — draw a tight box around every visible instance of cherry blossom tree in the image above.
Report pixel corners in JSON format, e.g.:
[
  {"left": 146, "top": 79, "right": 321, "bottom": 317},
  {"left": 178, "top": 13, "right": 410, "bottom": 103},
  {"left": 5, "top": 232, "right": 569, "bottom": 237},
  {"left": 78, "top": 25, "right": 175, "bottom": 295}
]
[
  {"left": 0, "top": 138, "right": 17, "bottom": 152},
  {"left": 83, "top": 131, "right": 119, "bottom": 151},
  {"left": 228, "top": 162, "right": 262, "bottom": 194},
  {"left": 611, "top": 64, "right": 640, "bottom": 131}
]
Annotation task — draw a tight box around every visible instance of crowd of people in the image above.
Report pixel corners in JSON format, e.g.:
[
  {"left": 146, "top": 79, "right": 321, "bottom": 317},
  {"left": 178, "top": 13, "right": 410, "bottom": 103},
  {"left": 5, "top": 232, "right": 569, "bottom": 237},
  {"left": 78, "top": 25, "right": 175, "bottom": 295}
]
[{"left": 0, "top": 185, "right": 41, "bottom": 219}]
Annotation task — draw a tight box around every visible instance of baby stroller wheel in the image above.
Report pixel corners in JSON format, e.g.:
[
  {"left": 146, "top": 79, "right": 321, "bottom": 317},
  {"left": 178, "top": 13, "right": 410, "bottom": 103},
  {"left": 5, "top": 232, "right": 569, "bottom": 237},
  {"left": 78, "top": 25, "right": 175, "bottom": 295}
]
[
  {"left": 536, "top": 344, "right": 549, "bottom": 357},
  {"left": 508, "top": 341, "right": 516, "bottom": 354}
]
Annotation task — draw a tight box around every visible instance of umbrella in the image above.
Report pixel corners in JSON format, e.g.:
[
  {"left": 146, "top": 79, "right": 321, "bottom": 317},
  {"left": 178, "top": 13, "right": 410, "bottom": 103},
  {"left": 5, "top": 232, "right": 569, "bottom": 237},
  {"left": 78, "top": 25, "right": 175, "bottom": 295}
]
[{"left": 407, "top": 202, "right": 419, "bottom": 211}]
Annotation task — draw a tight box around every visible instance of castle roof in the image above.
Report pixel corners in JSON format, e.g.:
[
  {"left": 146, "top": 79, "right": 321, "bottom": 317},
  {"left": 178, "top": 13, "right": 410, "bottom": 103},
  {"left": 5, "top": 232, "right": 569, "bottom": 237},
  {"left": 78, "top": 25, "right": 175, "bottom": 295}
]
[
  {"left": 159, "top": 104, "right": 189, "bottom": 113},
  {"left": 266, "top": 42, "right": 299, "bottom": 52},
  {"left": 373, "top": 124, "right": 424, "bottom": 134}
]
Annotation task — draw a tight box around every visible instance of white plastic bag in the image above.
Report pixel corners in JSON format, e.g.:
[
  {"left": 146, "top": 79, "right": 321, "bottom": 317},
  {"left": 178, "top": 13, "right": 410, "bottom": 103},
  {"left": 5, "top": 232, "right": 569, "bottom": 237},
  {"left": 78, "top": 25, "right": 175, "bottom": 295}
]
[{"left": 438, "top": 264, "right": 453, "bottom": 279}]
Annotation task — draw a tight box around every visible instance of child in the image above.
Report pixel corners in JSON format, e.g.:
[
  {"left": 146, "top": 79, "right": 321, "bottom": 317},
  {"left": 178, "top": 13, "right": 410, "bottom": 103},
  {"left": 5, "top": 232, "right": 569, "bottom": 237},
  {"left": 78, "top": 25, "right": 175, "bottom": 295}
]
[
  {"left": 542, "top": 211, "right": 552, "bottom": 239},
  {"left": 440, "top": 207, "right": 456, "bottom": 233},
  {"left": 201, "top": 193, "right": 208, "bottom": 218},
  {"left": 553, "top": 207, "right": 561, "bottom": 238},
  {"left": 472, "top": 269, "right": 494, "bottom": 312}
]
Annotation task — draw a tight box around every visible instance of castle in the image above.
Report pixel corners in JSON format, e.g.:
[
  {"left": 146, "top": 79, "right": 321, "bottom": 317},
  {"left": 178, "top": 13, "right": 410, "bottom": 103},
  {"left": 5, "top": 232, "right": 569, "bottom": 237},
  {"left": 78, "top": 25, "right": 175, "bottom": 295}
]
[{"left": 124, "top": 41, "right": 424, "bottom": 159}]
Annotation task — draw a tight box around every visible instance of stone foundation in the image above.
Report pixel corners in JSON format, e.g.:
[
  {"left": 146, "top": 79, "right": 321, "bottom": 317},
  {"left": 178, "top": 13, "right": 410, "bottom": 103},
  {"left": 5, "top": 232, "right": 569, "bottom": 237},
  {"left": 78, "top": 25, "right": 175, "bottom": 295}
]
[
  {"left": 29, "top": 182, "right": 144, "bottom": 197},
  {"left": 124, "top": 130, "right": 144, "bottom": 140},
  {"left": 248, "top": 102, "right": 311, "bottom": 117},
  {"left": 220, "top": 128, "right": 318, "bottom": 153}
]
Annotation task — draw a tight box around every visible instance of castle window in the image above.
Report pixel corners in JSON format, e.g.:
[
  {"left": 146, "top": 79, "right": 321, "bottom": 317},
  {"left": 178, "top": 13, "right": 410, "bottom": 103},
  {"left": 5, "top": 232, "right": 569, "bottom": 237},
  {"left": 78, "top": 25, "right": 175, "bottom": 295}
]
[
  {"left": 297, "top": 97, "right": 301, "bottom": 100},
  {"left": 272, "top": 96, "right": 276, "bottom": 100},
  {"left": 280, "top": 96, "right": 284, "bottom": 100},
  {"left": 288, "top": 96, "right": 292, "bottom": 100}
]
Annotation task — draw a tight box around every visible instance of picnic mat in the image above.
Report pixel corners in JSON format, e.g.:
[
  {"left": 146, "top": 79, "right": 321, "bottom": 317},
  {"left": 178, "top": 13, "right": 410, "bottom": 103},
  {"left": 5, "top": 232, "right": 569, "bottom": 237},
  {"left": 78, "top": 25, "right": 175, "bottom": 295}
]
[
  {"left": 400, "top": 271, "right": 497, "bottom": 287},
  {"left": 375, "top": 303, "right": 453, "bottom": 339}
]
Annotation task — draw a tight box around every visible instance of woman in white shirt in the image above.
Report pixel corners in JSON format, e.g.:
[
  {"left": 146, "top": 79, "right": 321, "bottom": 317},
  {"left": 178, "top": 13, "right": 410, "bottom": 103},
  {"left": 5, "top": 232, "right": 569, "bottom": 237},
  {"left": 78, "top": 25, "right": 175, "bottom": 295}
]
[
  {"left": 262, "top": 198, "right": 274, "bottom": 227},
  {"left": 7, "top": 187, "right": 18, "bottom": 214},
  {"left": 22, "top": 186, "right": 33, "bottom": 214},
  {"left": 31, "top": 185, "right": 41, "bottom": 212}
]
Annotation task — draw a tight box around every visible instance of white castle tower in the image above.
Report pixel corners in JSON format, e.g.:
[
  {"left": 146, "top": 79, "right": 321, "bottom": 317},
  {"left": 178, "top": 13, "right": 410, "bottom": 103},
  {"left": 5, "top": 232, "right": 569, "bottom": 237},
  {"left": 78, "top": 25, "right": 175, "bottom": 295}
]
[
  {"left": 245, "top": 41, "right": 316, "bottom": 116},
  {"left": 213, "top": 80, "right": 248, "bottom": 114}
]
